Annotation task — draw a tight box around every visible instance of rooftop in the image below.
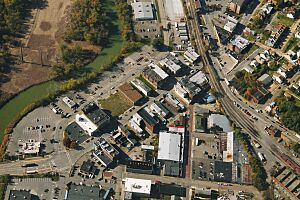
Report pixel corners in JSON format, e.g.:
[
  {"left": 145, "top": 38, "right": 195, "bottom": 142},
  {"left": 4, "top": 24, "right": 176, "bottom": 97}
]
[
  {"left": 208, "top": 114, "right": 232, "bottom": 133},
  {"left": 65, "top": 122, "right": 89, "bottom": 144},
  {"left": 83, "top": 103, "right": 110, "bottom": 127},
  {"left": 124, "top": 178, "right": 152, "bottom": 194},
  {"left": 138, "top": 108, "right": 159, "bottom": 126},
  {"left": 67, "top": 183, "right": 100, "bottom": 200},
  {"left": 131, "top": 2, "right": 154, "bottom": 20},
  {"left": 158, "top": 131, "right": 182, "bottom": 162},
  {"left": 231, "top": 0, "right": 247, "bottom": 7},
  {"left": 231, "top": 35, "right": 249, "bottom": 50},
  {"left": 119, "top": 82, "right": 143, "bottom": 104},
  {"left": 9, "top": 190, "right": 32, "bottom": 200},
  {"left": 189, "top": 70, "right": 208, "bottom": 87}
]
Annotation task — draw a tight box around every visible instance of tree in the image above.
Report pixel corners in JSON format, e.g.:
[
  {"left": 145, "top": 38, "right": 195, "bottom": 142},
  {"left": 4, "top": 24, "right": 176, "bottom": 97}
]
[
  {"left": 69, "top": 141, "right": 78, "bottom": 149},
  {"left": 152, "top": 38, "right": 164, "bottom": 51},
  {"left": 63, "top": 134, "right": 71, "bottom": 148}
]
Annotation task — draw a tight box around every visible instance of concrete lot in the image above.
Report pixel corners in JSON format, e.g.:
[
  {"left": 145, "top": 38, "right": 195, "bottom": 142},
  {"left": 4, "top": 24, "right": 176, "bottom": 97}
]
[
  {"left": 7, "top": 107, "right": 63, "bottom": 156},
  {"left": 134, "top": 20, "right": 161, "bottom": 39}
]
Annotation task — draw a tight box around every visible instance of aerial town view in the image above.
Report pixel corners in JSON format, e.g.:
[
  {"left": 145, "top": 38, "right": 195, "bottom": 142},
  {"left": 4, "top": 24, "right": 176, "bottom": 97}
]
[{"left": 0, "top": 0, "right": 300, "bottom": 199}]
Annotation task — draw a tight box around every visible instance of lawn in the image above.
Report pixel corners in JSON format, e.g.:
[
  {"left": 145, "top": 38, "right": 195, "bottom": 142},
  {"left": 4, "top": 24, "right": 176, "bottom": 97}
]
[
  {"left": 275, "top": 14, "right": 295, "bottom": 27},
  {"left": 195, "top": 115, "right": 207, "bottom": 131},
  {"left": 99, "top": 92, "right": 132, "bottom": 117}
]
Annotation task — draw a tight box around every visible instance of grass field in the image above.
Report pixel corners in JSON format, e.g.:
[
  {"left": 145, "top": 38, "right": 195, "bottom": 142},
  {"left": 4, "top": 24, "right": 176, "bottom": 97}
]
[
  {"left": 0, "top": 0, "right": 123, "bottom": 143},
  {"left": 284, "top": 37, "right": 299, "bottom": 52},
  {"left": 275, "top": 14, "right": 295, "bottom": 27},
  {"left": 99, "top": 92, "right": 132, "bottom": 117}
]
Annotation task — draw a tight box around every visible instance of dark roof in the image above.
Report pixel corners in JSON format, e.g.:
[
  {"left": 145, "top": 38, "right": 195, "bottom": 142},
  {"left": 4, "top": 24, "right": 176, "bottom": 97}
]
[
  {"left": 152, "top": 183, "right": 187, "bottom": 197},
  {"left": 93, "top": 150, "right": 113, "bottom": 167},
  {"left": 142, "top": 66, "right": 164, "bottom": 84},
  {"left": 67, "top": 184, "right": 100, "bottom": 200},
  {"left": 214, "top": 161, "right": 233, "bottom": 182},
  {"left": 231, "top": 0, "right": 247, "bottom": 7},
  {"left": 215, "top": 26, "right": 232, "bottom": 45},
  {"left": 65, "top": 122, "right": 89, "bottom": 144},
  {"left": 9, "top": 190, "right": 33, "bottom": 200},
  {"left": 138, "top": 108, "right": 159, "bottom": 126},
  {"left": 83, "top": 103, "right": 110, "bottom": 126},
  {"left": 80, "top": 160, "right": 96, "bottom": 175},
  {"left": 164, "top": 161, "right": 180, "bottom": 176},
  {"left": 126, "top": 160, "right": 153, "bottom": 174}
]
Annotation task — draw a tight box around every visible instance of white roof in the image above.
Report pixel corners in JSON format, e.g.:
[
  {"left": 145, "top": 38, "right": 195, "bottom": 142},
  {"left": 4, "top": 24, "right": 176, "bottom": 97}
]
[
  {"left": 158, "top": 131, "right": 181, "bottom": 161},
  {"left": 165, "top": 0, "right": 184, "bottom": 21},
  {"left": 223, "top": 132, "right": 234, "bottom": 162},
  {"left": 149, "top": 63, "right": 169, "bottom": 79},
  {"left": 189, "top": 71, "right": 208, "bottom": 86},
  {"left": 159, "top": 57, "right": 181, "bottom": 73},
  {"left": 20, "top": 141, "right": 41, "bottom": 154},
  {"left": 224, "top": 21, "right": 237, "bottom": 33},
  {"left": 131, "top": 79, "right": 151, "bottom": 95},
  {"left": 208, "top": 114, "right": 232, "bottom": 133},
  {"left": 231, "top": 35, "right": 249, "bottom": 50},
  {"left": 129, "top": 118, "right": 143, "bottom": 134},
  {"left": 131, "top": 2, "right": 154, "bottom": 20},
  {"left": 243, "top": 65, "right": 254, "bottom": 74},
  {"left": 76, "top": 113, "right": 98, "bottom": 135},
  {"left": 124, "top": 178, "right": 152, "bottom": 194},
  {"left": 184, "top": 48, "right": 200, "bottom": 63},
  {"left": 62, "top": 96, "right": 76, "bottom": 108},
  {"left": 141, "top": 145, "right": 155, "bottom": 150},
  {"left": 168, "top": 126, "right": 185, "bottom": 133}
]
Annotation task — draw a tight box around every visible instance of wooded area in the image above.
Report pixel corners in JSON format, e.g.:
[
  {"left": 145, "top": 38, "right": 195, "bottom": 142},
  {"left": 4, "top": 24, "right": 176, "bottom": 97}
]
[{"left": 64, "top": 0, "right": 109, "bottom": 45}]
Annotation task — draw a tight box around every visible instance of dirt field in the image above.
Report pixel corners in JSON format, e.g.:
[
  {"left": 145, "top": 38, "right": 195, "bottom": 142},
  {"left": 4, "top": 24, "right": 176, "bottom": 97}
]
[{"left": 1, "top": 0, "right": 71, "bottom": 94}]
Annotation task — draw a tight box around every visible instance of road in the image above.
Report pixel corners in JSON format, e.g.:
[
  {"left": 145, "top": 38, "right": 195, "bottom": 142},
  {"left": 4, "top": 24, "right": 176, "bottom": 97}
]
[{"left": 125, "top": 172, "right": 262, "bottom": 199}]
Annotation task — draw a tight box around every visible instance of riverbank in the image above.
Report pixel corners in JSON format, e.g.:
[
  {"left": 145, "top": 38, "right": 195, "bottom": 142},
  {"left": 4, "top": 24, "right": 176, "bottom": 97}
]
[{"left": 0, "top": 0, "right": 124, "bottom": 142}]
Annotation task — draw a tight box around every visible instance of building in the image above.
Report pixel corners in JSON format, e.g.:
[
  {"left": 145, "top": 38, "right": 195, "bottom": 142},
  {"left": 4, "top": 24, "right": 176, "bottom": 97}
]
[
  {"left": 119, "top": 82, "right": 143, "bottom": 105},
  {"left": 79, "top": 160, "right": 97, "bottom": 177},
  {"left": 8, "top": 190, "right": 34, "bottom": 200},
  {"left": 272, "top": 166, "right": 300, "bottom": 200},
  {"left": 65, "top": 122, "right": 89, "bottom": 144},
  {"left": 228, "top": 35, "right": 250, "bottom": 53},
  {"left": 66, "top": 183, "right": 102, "bottom": 200},
  {"left": 251, "top": 86, "right": 270, "bottom": 104},
  {"left": 265, "top": 24, "right": 286, "bottom": 47},
  {"left": 93, "top": 137, "right": 119, "bottom": 167},
  {"left": 265, "top": 125, "right": 281, "bottom": 137},
  {"left": 175, "top": 22, "right": 189, "bottom": 42},
  {"left": 18, "top": 140, "right": 41, "bottom": 155},
  {"left": 165, "top": 0, "right": 185, "bottom": 22},
  {"left": 126, "top": 160, "right": 153, "bottom": 175},
  {"left": 159, "top": 54, "right": 183, "bottom": 75},
  {"left": 158, "top": 131, "right": 182, "bottom": 162},
  {"left": 62, "top": 96, "right": 78, "bottom": 109},
  {"left": 141, "top": 63, "right": 169, "bottom": 89},
  {"left": 272, "top": 72, "right": 285, "bottom": 84},
  {"left": 124, "top": 178, "right": 152, "bottom": 199},
  {"left": 228, "top": 0, "right": 248, "bottom": 14},
  {"left": 222, "top": 132, "right": 234, "bottom": 162},
  {"left": 131, "top": 2, "right": 154, "bottom": 21},
  {"left": 76, "top": 103, "right": 110, "bottom": 136},
  {"left": 258, "top": 73, "right": 273, "bottom": 86},
  {"left": 149, "top": 101, "right": 170, "bottom": 118},
  {"left": 223, "top": 16, "right": 238, "bottom": 33},
  {"left": 164, "top": 93, "right": 185, "bottom": 112},
  {"left": 184, "top": 48, "right": 200, "bottom": 63},
  {"left": 131, "top": 79, "right": 152, "bottom": 96},
  {"left": 137, "top": 107, "right": 160, "bottom": 133},
  {"left": 208, "top": 114, "right": 232, "bottom": 133},
  {"left": 157, "top": 130, "right": 184, "bottom": 176}
]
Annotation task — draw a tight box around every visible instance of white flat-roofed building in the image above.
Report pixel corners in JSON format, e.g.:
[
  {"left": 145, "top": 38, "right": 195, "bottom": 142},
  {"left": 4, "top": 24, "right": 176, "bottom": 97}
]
[
  {"left": 149, "top": 101, "right": 170, "bottom": 118},
  {"left": 165, "top": 0, "right": 185, "bottom": 22},
  {"left": 159, "top": 57, "right": 181, "bottom": 75},
  {"left": 131, "top": 2, "right": 154, "bottom": 21},
  {"left": 184, "top": 48, "right": 200, "bottom": 63},
  {"left": 141, "top": 145, "right": 155, "bottom": 150},
  {"left": 19, "top": 140, "right": 41, "bottom": 155},
  {"left": 62, "top": 96, "right": 77, "bottom": 109},
  {"left": 229, "top": 35, "right": 249, "bottom": 53},
  {"left": 158, "top": 131, "right": 182, "bottom": 162},
  {"left": 189, "top": 71, "right": 208, "bottom": 87},
  {"left": 150, "top": 63, "right": 169, "bottom": 80},
  {"left": 124, "top": 178, "right": 152, "bottom": 195},
  {"left": 131, "top": 79, "right": 151, "bottom": 96},
  {"left": 224, "top": 21, "right": 236, "bottom": 33},
  {"left": 132, "top": 113, "right": 143, "bottom": 125},
  {"left": 129, "top": 118, "right": 143, "bottom": 134},
  {"left": 76, "top": 113, "right": 98, "bottom": 136},
  {"left": 223, "top": 131, "right": 234, "bottom": 162},
  {"left": 243, "top": 65, "right": 255, "bottom": 74},
  {"left": 168, "top": 126, "right": 185, "bottom": 134}
]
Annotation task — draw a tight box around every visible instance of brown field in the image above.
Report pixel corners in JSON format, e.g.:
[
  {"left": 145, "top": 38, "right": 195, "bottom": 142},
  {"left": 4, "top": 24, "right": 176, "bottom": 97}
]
[{"left": 0, "top": 0, "right": 71, "bottom": 94}]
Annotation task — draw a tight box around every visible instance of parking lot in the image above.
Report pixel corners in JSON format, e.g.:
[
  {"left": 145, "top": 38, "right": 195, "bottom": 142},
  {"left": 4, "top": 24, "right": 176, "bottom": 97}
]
[
  {"left": 134, "top": 20, "right": 161, "bottom": 39},
  {"left": 5, "top": 178, "right": 59, "bottom": 200},
  {"left": 7, "top": 107, "right": 63, "bottom": 156}
]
